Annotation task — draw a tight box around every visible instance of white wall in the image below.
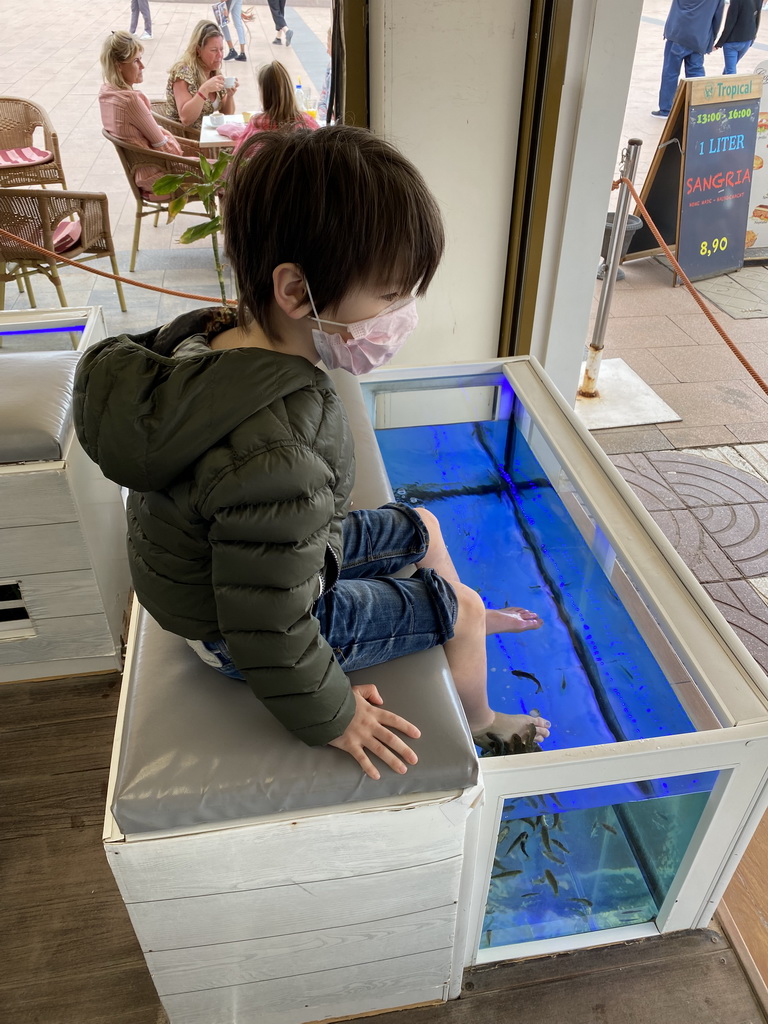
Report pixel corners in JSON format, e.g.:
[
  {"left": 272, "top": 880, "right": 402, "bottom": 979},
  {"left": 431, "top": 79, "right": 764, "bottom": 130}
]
[
  {"left": 368, "top": 0, "right": 530, "bottom": 367},
  {"left": 368, "top": 0, "right": 643, "bottom": 400},
  {"left": 531, "top": 0, "right": 644, "bottom": 403}
]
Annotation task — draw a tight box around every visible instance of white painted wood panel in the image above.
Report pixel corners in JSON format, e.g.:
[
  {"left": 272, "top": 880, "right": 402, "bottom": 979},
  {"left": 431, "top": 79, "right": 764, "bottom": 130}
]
[
  {"left": 128, "top": 857, "right": 461, "bottom": 952},
  {"left": 148, "top": 905, "right": 456, "bottom": 995},
  {"left": 0, "top": 467, "right": 77, "bottom": 527},
  {"left": 0, "top": 612, "right": 115, "bottom": 667},
  {"left": 160, "top": 947, "right": 450, "bottom": 1024},
  {"left": 108, "top": 800, "right": 466, "bottom": 902},
  {"left": 19, "top": 569, "right": 104, "bottom": 620},
  {"left": 65, "top": 429, "right": 131, "bottom": 648},
  {"left": 0, "top": 522, "right": 89, "bottom": 575}
]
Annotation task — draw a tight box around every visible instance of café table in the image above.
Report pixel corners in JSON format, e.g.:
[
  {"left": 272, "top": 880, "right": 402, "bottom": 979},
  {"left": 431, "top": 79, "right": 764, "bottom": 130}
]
[{"left": 199, "top": 113, "right": 252, "bottom": 153}]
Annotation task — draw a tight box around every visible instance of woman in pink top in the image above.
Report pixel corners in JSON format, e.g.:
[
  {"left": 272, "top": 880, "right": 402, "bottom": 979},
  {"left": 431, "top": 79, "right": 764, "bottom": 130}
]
[
  {"left": 99, "top": 30, "right": 183, "bottom": 194},
  {"left": 234, "top": 61, "right": 317, "bottom": 155}
]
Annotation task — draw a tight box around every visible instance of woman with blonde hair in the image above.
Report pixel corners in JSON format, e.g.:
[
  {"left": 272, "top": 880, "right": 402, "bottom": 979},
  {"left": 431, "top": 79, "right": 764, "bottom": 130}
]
[
  {"left": 165, "top": 20, "right": 238, "bottom": 131},
  {"left": 99, "top": 30, "right": 183, "bottom": 193},
  {"left": 234, "top": 61, "right": 317, "bottom": 154}
]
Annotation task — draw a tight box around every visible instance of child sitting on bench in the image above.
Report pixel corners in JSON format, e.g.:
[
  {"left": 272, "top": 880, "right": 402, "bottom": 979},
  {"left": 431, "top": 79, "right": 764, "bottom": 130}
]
[{"left": 74, "top": 126, "right": 550, "bottom": 779}]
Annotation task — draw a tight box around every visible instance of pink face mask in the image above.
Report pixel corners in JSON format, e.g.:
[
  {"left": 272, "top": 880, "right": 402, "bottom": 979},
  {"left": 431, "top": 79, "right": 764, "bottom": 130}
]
[{"left": 305, "top": 280, "right": 418, "bottom": 376}]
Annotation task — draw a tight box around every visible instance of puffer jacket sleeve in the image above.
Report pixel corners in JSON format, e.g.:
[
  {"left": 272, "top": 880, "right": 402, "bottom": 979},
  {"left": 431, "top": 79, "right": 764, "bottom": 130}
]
[{"left": 203, "top": 438, "right": 356, "bottom": 747}]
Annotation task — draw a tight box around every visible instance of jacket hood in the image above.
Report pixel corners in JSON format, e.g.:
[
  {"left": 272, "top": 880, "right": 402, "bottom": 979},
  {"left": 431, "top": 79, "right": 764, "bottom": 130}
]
[{"left": 74, "top": 307, "right": 320, "bottom": 492}]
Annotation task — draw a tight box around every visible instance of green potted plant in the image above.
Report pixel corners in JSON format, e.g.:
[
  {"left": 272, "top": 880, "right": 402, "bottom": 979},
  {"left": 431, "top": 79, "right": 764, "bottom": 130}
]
[{"left": 153, "top": 151, "right": 233, "bottom": 306}]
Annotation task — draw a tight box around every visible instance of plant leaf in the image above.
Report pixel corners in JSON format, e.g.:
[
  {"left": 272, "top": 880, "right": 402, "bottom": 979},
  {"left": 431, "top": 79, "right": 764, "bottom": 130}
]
[
  {"left": 179, "top": 216, "right": 222, "bottom": 244},
  {"left": 166, "top": 196, "right": 187, "bottom": 221},
  {"left": 152, "top": 173, "right": 186, "bottom": 195},
  {"left": 199, "top": 155, "right": 215, "bottom": 181}
]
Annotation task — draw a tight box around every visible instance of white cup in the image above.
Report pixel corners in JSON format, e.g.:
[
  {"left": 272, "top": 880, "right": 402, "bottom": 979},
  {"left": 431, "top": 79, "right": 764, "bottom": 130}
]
[
  {"left": 223, "top": 76, "right": 235, "bottom": 89},
  {"left": 210, "top": 113, "right": 224, "bottom": 125}
]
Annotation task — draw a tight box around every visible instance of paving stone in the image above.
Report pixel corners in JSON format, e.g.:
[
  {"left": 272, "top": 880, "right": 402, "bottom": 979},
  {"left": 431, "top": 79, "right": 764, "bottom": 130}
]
[
  {"left": 590, "top": 425, "right": 673, "bottom": 455},
  {"left": 646, "top": 451, "right": 768, "bottom": 507},
  {"left": 659, "top": 425, "right": 739, "bottom": 449},
  {"left": 649, "top": 509, "right": 740, "bottom": 583},
  {"left": 609, "top": 452, "right": 684, "bottom": 511},
  {"left": 652, "top": 381, "right": 768, "bottom": 426},
  {"left": 692, "top": 504, "right": 768, "bottom": 577},
  {"left": 704, "top": 581, "right": 768, "bottom": 675}
]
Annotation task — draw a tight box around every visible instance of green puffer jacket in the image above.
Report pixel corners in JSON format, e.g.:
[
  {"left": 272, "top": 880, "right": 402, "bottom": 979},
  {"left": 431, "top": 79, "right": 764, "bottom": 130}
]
[{"left": 73, "top": 307, "right": 357, "bottom": 746}]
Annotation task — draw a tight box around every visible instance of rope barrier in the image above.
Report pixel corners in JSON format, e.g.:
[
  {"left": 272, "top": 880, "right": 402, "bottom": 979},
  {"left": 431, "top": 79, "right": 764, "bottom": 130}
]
[
  {"left": 0, "top": 225, "right": 236, "bottom": 306},
  {"left": 616, "top": 175, "right": 768, "bottom": 399},
  {"left": 3, "top": 197, "right": 767, "bottom": 402}
]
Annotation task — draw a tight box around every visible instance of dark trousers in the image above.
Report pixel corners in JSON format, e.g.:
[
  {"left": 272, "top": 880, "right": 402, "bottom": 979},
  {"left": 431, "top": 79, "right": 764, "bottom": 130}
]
[{"left": 268, "top": 0, "right": 287, "bottom": 31}]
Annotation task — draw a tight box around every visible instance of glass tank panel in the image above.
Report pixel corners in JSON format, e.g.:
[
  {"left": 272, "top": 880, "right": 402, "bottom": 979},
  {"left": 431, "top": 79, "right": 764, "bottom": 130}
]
[{"left": 481, "top": 774, "right": 717, "bottom": 946}]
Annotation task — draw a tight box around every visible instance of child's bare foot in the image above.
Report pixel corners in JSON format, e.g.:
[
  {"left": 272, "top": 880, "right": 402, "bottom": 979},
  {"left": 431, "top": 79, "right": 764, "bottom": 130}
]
[
  {"left": 472, "top": 711, "right": 551, "bottom": 754},
  {"left": 485, "top": 607, "right": 543, "bottom": 634}
]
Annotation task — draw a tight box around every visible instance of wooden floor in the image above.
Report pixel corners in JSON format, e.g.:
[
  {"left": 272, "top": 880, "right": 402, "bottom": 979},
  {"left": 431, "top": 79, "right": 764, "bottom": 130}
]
[{"left": 1, "top": 671, "right": 766, "bottom": 1024}]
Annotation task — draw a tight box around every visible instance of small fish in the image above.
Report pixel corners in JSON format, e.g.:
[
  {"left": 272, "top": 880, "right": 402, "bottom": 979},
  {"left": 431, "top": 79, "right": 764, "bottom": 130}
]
[
  {"left": 510, "top": 669, "right": 543, "bottom": 694},
  {"left": 553, "top": 813, "right": 563, "bottom": 831},
  {"left": 497, "top": 825, "right": 510, "bottom": 845},
  {"left": 544, "top": 870, "right": 559, "bottom": 895},
  {"left": 520, "top": 817, "right": 537, "bottom": 829},
  {"left": 549, "top": 792, "right": 565, "bottom": 809},
  {"left": 600, "top": 822, "right": 618, "bottom": 835},
  {"left": 521, "top": 892, "right": 540, "bottom": 898},
  {"left": 540, "top": 824, "right": 552, "bottom": 852},
  {"left": 493, "top": 869, "right": 523, "bottom": 880},
  {"left": 519, "top": 840, "right": 529, "bottom": 859},
  {"left": 485, "top": 929, "right": 492, "bottom": 945},
  {"left": 567, "top": 898, "right": 593, "bottom": 908},
  {"left": 552, "top": 839, "right": 571, "bottom": 854},
  {"left": 525, "top": 796, "right": 541, "bottom": 808},
  {"left": 507, "top": 830, "right": 529, "bottom": 854},
  {"left": 542, "top": 849, "right": 565, "bottom": 865},
  {"left": 528, "top": 584, "right": 541, "bottom": 590},
  {"left": 561, "top": 674, "right": 567, "bottom": 690}
]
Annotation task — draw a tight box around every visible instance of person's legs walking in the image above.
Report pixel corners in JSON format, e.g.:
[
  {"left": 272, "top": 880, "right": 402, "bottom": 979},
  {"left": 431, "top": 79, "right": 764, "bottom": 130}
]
[
  {"left": 722, "top": 40, "right": 752, "bottom": 74},
  {"left": 129, "top": 0, "right": 139, "bottom": 34},
  {"left": 230, "top": 0, "right": 247, "bottom": 55},
  {"left": 655, "top": 39, "right": 687, "bottom": 115},
  {"left": 268, "top": 0, "right": 291, "bottom": 44},
  {"left": 682, "top": 49, "right": 705, "bottom": 77}
]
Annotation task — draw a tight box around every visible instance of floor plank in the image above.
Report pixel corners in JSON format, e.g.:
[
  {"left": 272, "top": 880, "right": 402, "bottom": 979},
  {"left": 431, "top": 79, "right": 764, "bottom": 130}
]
[
  {"left": 346, "top": 933, "right": 767, "bottom": 1024},
  {"left": 0, "top": 672, "right": 120, "bottom": 729},
  {"left": 723, "top": 809, "right": 768, "bottom": 991}
]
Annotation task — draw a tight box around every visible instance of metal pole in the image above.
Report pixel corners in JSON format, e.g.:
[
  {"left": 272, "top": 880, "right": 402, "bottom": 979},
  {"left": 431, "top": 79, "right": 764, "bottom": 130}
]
[{"left": 578, "top": 138, "right": 643, "bottom": 398}]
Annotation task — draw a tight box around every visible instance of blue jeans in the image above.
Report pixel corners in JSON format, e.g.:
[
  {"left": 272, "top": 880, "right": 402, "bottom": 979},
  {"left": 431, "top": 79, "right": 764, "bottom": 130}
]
[
  {"left": 657, "top": 39, "right": 705, "bottom": 115},
  {"left": 223, "top": 0, "right": 246, "bottom": 47},
  {"left": 189, "top": 503, "right": 459, "bottom": 679},
  {"left": 722, "top": 40, "right": 753, "bottom": 74}
]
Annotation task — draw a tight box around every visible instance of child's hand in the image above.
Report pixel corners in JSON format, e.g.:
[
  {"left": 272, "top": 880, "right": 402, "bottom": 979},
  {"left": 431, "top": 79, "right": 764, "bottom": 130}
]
[{"left": 328, "top": 684, "right": 421, "bottom": 780}]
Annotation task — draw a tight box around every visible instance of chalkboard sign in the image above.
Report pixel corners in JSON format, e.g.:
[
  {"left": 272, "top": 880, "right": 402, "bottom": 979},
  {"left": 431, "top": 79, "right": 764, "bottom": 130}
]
[{"left": 625, "top": 74, "right": 761, "bottom": 282}]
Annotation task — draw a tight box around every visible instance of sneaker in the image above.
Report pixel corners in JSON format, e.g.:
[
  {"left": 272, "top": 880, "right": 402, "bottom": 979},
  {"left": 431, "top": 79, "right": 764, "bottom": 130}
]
[
  {"left": 235, "top": 52, "right": 247, "bottom": 61},
  {"left": 651, "top": 109, "right": 668, "bottom": 118},
  {"left": 273, "top": 36, "right": 282, "bottom": 44},
  {"left": 139, "top": 31, "right": 152, "bottom": 40},
  {"left": 223, "top": 47, "right": 237, "bottom": 60},
  {"left": 285, "top": 29, "right": 294, "bottom": 47}
]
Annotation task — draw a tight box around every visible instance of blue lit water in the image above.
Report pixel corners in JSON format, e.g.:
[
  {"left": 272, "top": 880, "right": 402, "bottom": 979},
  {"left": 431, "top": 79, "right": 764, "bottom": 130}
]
[
  {"left": 375, "top": 407, "right": 716, "bottom": 946},
  {"left": 0, "top": 326, "right": 83, "bottom": 352}
]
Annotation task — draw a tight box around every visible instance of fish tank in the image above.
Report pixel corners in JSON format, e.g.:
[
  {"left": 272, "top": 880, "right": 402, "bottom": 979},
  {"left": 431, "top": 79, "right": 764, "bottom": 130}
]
[
  {"left": 359, "top": 358, "right": 768, "bottom": 966},
  {"left": 0, "top": 306, "right": 106, "bottom": 353}
]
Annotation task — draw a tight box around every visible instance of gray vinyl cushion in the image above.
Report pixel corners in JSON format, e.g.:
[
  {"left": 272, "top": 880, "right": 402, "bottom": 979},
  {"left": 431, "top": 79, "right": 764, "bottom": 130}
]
[
  {"left": 111, "top": 371, "right": 477, "bottom": 836},
  {"left": 0, "top": 350, "right": 81, "bottom": 463},
  {"left": 112, "top": 607, "right": 479, "bottom": 835}
]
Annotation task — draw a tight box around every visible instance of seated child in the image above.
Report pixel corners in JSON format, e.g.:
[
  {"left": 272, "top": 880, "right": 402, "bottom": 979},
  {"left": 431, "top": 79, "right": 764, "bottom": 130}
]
[
  {"left": 234, "top": 60, "right": 317, "bottom": 156},
  {"left": 73, "top": 126, "right": 549, "bottom": 779}
]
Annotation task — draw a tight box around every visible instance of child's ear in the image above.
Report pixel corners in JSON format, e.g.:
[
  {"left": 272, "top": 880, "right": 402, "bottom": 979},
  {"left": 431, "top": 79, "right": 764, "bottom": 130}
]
[{"left": 273, "top": 263, "right": 311, "bottom": 319}]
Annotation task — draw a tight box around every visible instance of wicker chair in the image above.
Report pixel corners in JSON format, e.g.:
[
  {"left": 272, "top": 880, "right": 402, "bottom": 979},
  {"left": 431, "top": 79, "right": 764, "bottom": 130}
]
[
  {"left": 102, "top": 128, "right": 209, "bottom": 273},
  {"left": 0, "top": 188, "right": 126, "bottom": 311},
  {"left": 149, "top": 99, "right": 200, "bottom": 142},
  {"left": 0, "top": 96, "right": 67, "bottom": 188}
]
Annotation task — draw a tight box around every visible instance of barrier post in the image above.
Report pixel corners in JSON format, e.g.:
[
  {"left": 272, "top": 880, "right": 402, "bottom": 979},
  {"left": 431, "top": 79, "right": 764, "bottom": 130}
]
[{"left": 579, "top": 138, "right": 643, "bottom": 398}]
